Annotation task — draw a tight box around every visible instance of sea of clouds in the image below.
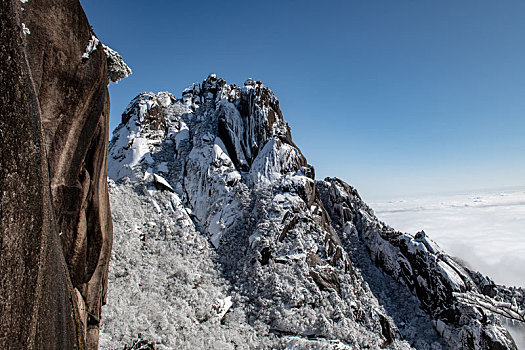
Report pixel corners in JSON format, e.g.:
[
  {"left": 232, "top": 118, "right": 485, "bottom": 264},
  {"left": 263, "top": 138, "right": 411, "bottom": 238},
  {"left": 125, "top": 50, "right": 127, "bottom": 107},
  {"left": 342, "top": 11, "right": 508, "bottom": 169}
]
[
  {"left": 370, "top": 189, "right": 525, "bottom": 348},
  {"left": 370, "top": 189, "right": 525, "bottom": 288}
]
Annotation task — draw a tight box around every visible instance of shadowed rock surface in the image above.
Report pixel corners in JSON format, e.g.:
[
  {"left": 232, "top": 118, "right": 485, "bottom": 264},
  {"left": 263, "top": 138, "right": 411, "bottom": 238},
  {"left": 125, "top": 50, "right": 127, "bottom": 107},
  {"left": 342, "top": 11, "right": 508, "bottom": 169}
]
[{"left": 0, "top": 0, "right": 116, "bottom": 348}]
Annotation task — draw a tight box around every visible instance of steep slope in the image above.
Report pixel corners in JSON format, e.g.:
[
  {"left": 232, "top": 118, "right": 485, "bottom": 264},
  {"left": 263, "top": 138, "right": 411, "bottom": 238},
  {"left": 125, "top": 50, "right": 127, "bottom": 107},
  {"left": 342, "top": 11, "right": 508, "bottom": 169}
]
[
  {"left": 317, "top": 178, "right": 518, "bottom": 349},
  {"left": 0, "top": 0, "right": 128, "bottom": 348},
  {"left": 103, "top": 75, "right": 518, "bottom": 349}
]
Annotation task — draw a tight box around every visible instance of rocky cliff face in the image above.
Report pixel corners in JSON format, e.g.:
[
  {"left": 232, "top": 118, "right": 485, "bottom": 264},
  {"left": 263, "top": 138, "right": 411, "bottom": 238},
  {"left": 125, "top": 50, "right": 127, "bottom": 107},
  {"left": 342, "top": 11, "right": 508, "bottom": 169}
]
[
  {"left": 0, "top": 0, "right": 126, "bottom": 348},
  {"left": 102, "top": 75, "right": 519, "bottom": 349}
]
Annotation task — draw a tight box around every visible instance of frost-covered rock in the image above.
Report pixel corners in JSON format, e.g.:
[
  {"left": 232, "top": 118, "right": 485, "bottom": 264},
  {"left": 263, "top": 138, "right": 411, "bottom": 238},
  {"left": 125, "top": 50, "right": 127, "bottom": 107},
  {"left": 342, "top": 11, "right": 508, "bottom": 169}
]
[
  {"left": 103, "top": 44, "right": 132, "bottom": 83},
  {"left": 82, "top": 34, "right": 99, "bottom": 59},
  {"left": 105, "top": 75, "right": 408, "bottom": 349},
  {"left": 317, "top": 177, "right": 518, "bottom": 349},
  {"left": 80, "top": 34, "right": 131, "bottom": 84},
  {"left": 101, "top": 180, "right": 263, "bottom": 350},
  {"left": 103, "top": 74, "right": 518, "bottom": 349}
]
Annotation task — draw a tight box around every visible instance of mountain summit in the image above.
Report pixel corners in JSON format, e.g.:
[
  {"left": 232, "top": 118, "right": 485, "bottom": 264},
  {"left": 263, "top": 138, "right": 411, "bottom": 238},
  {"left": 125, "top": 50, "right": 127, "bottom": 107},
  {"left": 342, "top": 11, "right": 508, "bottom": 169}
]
[{"left": 102, "top": 74, "right": 520, "bottom": 349}]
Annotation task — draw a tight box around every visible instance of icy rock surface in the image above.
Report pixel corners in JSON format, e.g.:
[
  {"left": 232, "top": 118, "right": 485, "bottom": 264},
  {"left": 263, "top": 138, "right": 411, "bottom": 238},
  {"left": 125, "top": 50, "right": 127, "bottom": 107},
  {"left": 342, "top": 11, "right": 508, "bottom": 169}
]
[{"left": 103, "top": 74, "right": 518, "bottom": 349}]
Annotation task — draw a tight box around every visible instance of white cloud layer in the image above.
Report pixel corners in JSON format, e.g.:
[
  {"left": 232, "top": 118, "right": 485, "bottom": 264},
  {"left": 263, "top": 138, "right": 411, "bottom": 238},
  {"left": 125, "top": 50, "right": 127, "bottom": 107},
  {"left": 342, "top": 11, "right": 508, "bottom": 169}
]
[{"left": 370, "top": 189, "right": 525, "bottom": 288}]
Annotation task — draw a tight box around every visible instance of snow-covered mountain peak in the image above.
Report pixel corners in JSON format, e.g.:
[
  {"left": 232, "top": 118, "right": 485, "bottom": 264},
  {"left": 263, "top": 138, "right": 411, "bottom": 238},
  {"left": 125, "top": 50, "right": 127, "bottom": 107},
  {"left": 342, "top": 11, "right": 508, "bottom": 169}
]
[
  {"left": 104, "top": 77, "right": 402, "bottom": 348},
  {"left": 109, "top": 74, "right": 306, "bottom": 185},
  {"left": 103, "top": 76, "right": 521, "bottom": 349}
]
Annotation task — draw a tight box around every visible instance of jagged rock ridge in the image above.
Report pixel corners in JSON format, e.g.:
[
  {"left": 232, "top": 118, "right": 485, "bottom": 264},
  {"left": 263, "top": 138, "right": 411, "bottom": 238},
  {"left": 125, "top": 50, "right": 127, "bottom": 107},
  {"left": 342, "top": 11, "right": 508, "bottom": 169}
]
[{"left": 103, "top": 74, "right": 520, "bottom": 349}]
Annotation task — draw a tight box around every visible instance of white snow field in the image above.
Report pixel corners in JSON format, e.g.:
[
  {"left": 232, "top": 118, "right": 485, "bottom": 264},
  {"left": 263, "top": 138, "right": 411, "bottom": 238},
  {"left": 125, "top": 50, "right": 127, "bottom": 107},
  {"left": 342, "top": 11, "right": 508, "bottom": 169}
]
[{"left": 370, "top": 189, "right": 525, "bottom": 288}]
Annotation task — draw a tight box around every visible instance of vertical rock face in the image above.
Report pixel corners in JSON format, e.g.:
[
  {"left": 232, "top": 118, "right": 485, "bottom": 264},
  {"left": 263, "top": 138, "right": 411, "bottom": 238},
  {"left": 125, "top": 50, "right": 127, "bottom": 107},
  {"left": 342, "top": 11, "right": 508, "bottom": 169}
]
[
  {"left": 0, "top": 0, "right": 116, "bottom": 349},
  {"left": 0, "top": 3, "right": 78, "bottom": 349}
]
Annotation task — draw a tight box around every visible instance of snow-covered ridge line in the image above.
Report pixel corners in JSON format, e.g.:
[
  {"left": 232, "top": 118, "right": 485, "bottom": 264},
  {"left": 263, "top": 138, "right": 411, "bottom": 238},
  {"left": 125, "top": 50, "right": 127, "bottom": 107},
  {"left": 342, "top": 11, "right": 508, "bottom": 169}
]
[
  {"left": 317, "top": 177, "right": 519, "bottom": 349},
  {"left": 371, "top": 190, "right": 525, "bottom": 288},
  {"left": 454, "top": 292, "right": 525, "bottom": 323}
]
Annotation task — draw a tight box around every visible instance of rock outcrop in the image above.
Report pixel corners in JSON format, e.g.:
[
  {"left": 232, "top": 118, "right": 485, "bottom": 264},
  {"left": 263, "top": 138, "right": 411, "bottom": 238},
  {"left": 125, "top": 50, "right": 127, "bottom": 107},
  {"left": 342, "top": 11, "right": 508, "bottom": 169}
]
[
  {"left": 0, "top": 0, "right": 123, "bottom": 348},
  {"left": 102, "top": 74, "right": 518, "bottom": 349}
]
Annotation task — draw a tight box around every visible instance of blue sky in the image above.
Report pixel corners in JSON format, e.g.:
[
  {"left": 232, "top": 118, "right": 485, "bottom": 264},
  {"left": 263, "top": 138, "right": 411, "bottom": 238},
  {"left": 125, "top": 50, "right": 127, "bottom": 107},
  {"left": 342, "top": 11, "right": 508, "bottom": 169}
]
[{"left": 81, "top": 0, "right": 525, "bottom": 200}]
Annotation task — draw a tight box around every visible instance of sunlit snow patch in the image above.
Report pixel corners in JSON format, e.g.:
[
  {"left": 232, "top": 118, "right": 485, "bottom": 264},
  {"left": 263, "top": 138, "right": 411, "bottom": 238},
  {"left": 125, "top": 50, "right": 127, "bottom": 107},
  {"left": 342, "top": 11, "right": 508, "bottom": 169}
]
[
  {"left": 82, "top": 35, "right": 99, "bottom": 59},
  {"left": 22, "top": 23, "right": 30, "bottom": 35},
  {"left": 213, "top": 296, "right": 232, "bottom": 321}
]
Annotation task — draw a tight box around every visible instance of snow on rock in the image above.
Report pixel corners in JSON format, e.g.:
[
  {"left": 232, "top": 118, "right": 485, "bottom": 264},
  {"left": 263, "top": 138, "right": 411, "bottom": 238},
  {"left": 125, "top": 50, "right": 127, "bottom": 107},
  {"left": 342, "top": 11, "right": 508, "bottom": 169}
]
[
  {"left": 103, "top": 44, "right": 132, "bottom": 83},
  {"left": 414, "top": 230, "right": 441, "bottom": 255},
  {"left": 213, "top": 296, "right": 233, "bottom": 320},
  {"left": 152, "top": 173, "right": 174, "bottom": 192},
  {"left": 437, "top": 260, "right": 466, "bottom": 291},
  {"left": 21, "top": 23, "right": 30, "bottom": 35},
  {"left": 104, "top": 74, "right": 519, "bottom": 349},
  {"left": 317, "top": 177, "right": 519, "bottom": 349},
  {"left": 250, "top": 139, "right": 304, "bottom": 186},
  {"left": 81, "top": 38, "right": 132, "bottom": 85},
  {"left": 108, "top": 92, "right": 180, "bottom": 181},
  {"left": 82, "top": 34, "right": 99, "bottom": 59}
]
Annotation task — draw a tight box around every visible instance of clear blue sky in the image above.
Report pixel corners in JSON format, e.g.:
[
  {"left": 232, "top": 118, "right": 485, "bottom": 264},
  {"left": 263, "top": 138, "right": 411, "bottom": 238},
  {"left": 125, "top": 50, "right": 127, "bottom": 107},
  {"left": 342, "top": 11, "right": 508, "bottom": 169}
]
[{"left": 81, "top": 0, "right": 525, "bottom": 200}]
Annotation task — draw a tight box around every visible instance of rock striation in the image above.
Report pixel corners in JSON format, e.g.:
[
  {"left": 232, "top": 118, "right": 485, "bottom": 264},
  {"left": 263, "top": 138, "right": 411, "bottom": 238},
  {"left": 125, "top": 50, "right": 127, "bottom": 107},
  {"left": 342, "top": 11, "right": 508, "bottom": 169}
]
[
  {"left": 103, "top": 74, "right": 519, "bottom": 349},
  {"left": 0, "top": 0, "right": 126, "bottom": 348}
]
